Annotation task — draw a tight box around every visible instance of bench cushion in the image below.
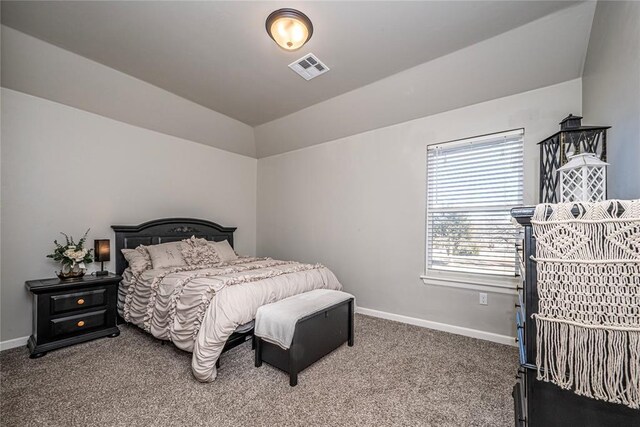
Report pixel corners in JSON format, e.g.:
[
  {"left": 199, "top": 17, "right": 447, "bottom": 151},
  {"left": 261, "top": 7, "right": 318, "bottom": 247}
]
[{"left": 255, "top": 289, "right": 355, "bottom": 349}]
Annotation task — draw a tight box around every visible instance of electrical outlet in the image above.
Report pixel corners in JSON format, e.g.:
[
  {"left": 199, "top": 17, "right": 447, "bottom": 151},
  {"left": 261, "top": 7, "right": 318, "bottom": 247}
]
[{"left": 479, "top": 293, "right": 488, "bottom": 305}]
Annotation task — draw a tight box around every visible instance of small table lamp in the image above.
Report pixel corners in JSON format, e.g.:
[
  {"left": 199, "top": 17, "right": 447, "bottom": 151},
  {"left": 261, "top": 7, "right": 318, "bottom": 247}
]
[{"left": 94, "top": 239, "right": 110, "bottom": 276}]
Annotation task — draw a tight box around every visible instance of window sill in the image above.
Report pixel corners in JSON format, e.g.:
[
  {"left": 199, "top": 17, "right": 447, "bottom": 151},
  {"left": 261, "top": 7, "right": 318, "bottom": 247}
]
[{"left": 420, "top": 271, "right": 519, "bottom": 295}]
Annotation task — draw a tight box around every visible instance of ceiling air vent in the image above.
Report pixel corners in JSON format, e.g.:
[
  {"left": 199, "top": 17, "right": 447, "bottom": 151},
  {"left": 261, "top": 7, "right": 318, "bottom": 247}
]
[{"left": 288, "top": 53, "right": 330, "bottom": 81}]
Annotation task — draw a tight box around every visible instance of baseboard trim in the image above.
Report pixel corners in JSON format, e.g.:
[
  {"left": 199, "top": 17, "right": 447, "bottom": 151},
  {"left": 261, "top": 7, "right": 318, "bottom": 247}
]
[
  {"left": 356, "top": 307, "right": 516, "bottom": 347},
  {"left": 2, "top": 312, "right": 514, "bottom": 349},
  {"left": 0, "top": 336, "right": 29, "bottom": 352}
]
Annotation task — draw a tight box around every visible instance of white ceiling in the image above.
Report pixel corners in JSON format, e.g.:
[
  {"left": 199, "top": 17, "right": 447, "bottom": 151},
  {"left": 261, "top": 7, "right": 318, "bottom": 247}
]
[
  {"left": 1, "top": 1, "right": 580, "bottom": 126},
  {"left": 255, "top": 1, "right": 596, "bottom": 157}
]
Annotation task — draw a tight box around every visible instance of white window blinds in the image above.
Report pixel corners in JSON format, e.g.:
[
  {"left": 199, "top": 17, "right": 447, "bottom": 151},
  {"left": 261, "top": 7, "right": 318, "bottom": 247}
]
[{"left": 426, "top": 129, "right": 524, "bottom": 277}]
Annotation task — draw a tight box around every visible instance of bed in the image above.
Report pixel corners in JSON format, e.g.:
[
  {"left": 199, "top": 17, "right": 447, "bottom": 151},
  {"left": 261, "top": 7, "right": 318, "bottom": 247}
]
[{"left": 111, "top": 218, "right": 342, "bottom": 382}]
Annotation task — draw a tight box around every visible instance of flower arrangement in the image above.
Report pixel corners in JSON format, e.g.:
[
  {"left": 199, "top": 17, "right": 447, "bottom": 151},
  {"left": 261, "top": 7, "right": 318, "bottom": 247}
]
[{"left": 47, "top": 229, "right": 93, "bottom": 279}]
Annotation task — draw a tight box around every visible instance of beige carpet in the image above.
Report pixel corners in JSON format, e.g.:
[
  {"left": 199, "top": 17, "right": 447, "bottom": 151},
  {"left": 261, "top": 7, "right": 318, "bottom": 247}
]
[{"left": 1, "top": 314, "right": 517, "bottom": 426}]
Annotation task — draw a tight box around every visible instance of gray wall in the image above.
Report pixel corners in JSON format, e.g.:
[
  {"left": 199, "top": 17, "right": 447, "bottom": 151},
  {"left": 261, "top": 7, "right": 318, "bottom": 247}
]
[
  {"left": 0, "top": 89, "right": 257, "bottom": 342},
  {"left": 583, "top": 1, "right": 640, "bottom": 199},
  {"left": 257, "top": 80, "right": 582, "bottom": 339}
]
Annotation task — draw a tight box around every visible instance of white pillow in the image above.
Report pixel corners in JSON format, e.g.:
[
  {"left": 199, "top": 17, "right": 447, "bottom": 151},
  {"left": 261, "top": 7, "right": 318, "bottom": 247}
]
[
  {"left": 146, "top": 241, "right": 187, "bottom": 269},
  {"left": 180, "top": 236, "right": 220, "bottom": 266},
  {"left": 121, "top": 246, "right": 152, "bottom": 275},
  {"left": 209, "top": 240, "right": 238, "bottom": 262}
]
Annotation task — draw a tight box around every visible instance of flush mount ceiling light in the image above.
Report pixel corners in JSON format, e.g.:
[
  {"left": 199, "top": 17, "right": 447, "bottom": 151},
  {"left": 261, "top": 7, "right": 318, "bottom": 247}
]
[{"left": 266, "top": 8, "right": 313, "bottom": 51}]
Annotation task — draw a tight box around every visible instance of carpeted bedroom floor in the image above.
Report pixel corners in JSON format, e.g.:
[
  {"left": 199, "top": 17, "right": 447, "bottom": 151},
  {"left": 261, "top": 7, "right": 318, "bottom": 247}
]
[{"left": 1, "top": 314, "right": 517, "bottom": 427}]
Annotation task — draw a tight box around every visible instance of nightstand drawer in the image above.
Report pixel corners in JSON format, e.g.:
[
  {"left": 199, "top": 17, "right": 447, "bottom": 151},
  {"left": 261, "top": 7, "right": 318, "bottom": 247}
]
[
  {"left": 51, "top": 289, "right": 106, "bottom": 314},
  {"left": 50, "top": 310, "right": 106, "bottom": 337}
]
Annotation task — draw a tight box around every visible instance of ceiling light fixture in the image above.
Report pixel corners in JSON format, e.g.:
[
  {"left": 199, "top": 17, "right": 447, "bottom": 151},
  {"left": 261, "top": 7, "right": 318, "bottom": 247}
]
[{"left": 265, "top": 8, "right": 313, "bottom": 51}]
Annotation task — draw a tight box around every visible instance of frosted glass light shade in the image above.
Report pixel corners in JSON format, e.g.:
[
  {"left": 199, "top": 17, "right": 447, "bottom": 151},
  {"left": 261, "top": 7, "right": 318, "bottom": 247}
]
[{"left": 266, "top": 9, "right": 313, "bottom": 51}]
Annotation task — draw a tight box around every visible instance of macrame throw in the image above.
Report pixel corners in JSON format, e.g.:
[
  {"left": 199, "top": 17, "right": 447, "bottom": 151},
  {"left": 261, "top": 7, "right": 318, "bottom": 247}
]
[{"left": 531, "top": 200, "right": 640, "bottom": 409}]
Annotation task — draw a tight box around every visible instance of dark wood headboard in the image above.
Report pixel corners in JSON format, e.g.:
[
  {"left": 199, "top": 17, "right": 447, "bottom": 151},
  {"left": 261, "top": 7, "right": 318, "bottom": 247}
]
[{"left": 111, "top": 218, "right": 236, "bottom": 275}]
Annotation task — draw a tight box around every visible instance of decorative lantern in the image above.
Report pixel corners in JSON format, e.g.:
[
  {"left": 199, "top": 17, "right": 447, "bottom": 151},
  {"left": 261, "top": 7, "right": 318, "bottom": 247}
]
[
  {"left": 538, "top": 114, "right": 609, "bottom": 202},
  {"left": 558, "top": 153, "right": 608, "bottom": 203}
]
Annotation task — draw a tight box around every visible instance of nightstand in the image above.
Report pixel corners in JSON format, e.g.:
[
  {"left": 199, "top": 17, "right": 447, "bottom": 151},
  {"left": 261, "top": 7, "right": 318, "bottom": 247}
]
[{"left": 25, "top": 273, "right": 121, "bottom": 358}]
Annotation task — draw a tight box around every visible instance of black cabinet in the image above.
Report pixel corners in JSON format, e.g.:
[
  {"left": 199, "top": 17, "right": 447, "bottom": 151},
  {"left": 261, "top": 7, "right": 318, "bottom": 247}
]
[
  {"left": 511, "top": 207, "right": 639, "bottom": 427},
  {"left": 25, "top": 274, "right": 121, "bottom": 358}
]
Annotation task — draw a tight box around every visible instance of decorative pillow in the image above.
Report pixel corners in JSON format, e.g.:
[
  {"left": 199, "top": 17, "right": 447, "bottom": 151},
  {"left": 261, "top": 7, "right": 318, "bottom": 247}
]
[
  {"left": 209, "top": 240, "right": 238, "bottom": 262},
  {"left": 121, "top": 246, "right": 152, "bottom": 275},
  {"left": 146, "top": 241, "right": 187, "bottom": 269},
  {"left": 180, "top": 236, "right": 220, "bottom": 266}
]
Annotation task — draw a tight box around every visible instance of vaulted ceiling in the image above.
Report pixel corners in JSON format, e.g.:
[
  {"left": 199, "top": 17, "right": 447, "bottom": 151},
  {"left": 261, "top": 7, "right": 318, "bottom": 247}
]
[{"left": 2, "top": 1, "right": 580, "bottom": 126}]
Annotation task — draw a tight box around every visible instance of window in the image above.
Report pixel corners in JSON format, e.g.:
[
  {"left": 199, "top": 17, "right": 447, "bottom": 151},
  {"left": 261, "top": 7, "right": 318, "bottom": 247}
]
[{"left": 426, "top": 129, "right": 524, "bottom": 278}]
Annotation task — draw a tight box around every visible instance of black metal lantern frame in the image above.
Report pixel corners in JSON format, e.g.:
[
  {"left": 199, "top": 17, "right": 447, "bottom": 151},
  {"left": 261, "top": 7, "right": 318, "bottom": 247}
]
[{"left": 538, "top": 115, "right": 610, "bottom": 203}]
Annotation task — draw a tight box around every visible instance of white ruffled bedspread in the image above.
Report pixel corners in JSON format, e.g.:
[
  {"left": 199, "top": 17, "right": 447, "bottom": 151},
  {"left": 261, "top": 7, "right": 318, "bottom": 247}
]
[{"left": 119, "top": 257, "right": 342, "bottom": 382}]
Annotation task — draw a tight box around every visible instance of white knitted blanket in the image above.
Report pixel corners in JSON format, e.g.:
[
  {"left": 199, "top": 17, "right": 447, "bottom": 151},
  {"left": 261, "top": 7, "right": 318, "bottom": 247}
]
[
  {"left": 531, "top": 200, "right": 640, "bottom": 409},
  {"left": 255, "top": 289, "right": 354, "bottom": 349}
]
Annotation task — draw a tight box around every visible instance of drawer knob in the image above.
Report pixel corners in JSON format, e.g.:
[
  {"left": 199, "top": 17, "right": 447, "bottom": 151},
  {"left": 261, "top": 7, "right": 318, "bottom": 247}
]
[
  {"left": 77, "top": 298, "right": 85, "bottom": 305},
  {"left": 77, "top": 320, "right": 85, "bottom": 327}
]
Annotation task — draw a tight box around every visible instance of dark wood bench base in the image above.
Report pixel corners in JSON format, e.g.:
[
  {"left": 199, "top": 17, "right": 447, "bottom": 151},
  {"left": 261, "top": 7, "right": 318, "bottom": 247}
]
[{"left": 255, "top": 298, "right": 354, "bottom": 386}]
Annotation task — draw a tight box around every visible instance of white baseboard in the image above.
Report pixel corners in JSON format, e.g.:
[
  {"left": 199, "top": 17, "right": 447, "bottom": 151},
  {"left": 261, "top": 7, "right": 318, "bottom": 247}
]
[
  {"left": 1, "top": 312, "right": 514, "bottom": 349},
  {"left": 356, "top": 307, "right": 516, "bottom": 347},
  {"left": 0, "top": 336, "right": 29, "bottom": 351}
]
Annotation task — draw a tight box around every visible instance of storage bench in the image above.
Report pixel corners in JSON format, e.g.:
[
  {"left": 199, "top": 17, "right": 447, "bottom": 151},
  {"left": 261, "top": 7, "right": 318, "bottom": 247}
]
[{"left": 254, "top": 289, "right": 354, "bottom": 386}]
